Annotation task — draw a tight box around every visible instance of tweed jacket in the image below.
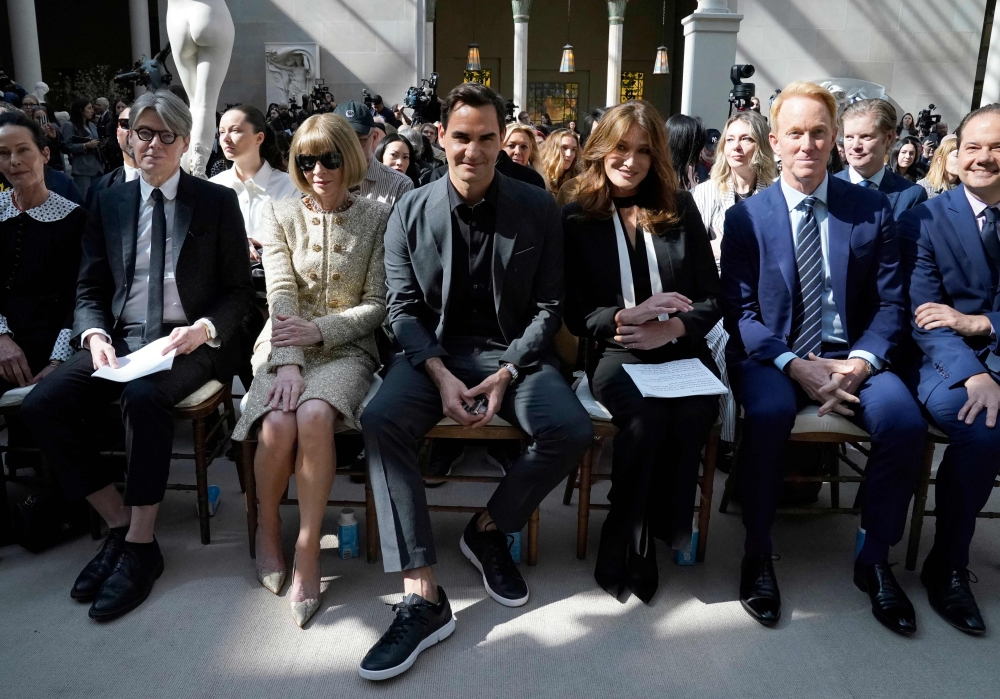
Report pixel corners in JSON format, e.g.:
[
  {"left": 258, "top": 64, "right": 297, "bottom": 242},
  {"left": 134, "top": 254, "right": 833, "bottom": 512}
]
[
  {"left": 255, "top": 195, "right": 389, "bottom": 373},
  {"left": 692, "top": 175, "right": 772, "bottom": 242}
]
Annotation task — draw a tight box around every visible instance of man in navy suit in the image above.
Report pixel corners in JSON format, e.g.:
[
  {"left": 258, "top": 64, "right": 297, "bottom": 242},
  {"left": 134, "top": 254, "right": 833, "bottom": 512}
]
[
  {"left": 898, "top": 104, "right": 1000, "bottom": 635},
  {"left": 721, "top": 81, "right": 927, "bottom": 634},
  {"left": 837, "top": 98, "right": 927, "bottom": 219}
]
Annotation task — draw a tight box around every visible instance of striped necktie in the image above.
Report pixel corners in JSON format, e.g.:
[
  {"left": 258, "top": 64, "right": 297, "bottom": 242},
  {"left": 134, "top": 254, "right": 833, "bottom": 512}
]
[{"left": 791, "top": 196, "right": 823, "bottom": 357}]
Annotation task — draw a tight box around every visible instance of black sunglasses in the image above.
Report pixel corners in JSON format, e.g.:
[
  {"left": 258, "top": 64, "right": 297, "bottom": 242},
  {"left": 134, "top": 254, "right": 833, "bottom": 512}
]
[
  {"left": 118, "top": 118, "right": 130, "bottom": 129},
  {"left": 295, "top": 151, "right": 343, "bottom": 172}
]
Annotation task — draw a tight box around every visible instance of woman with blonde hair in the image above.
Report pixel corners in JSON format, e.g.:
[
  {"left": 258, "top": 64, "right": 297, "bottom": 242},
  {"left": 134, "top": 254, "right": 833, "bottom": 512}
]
[
  {"left": 233, "top": 113, "right": 389, "bottom": 627},
  {"left": 564, "top": 100, "right": 722, "bottom": 603},
  {"left": 539, "top": 127, "right": 580, "bottom": 195},
  {"left": 502, "top": 123, "right": 540, "bottom": 169},
  {"left": 916, "top": 134, "right": 959, "bottom": 199}
]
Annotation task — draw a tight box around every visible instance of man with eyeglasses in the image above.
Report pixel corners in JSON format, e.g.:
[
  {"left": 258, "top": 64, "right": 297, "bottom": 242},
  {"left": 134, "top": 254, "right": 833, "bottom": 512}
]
[
  {"left": 22, "top": 90, "right": 254, "bottom": 621},
  {"left": 85, "top": 107, "right": 140, "bottom": 207}
]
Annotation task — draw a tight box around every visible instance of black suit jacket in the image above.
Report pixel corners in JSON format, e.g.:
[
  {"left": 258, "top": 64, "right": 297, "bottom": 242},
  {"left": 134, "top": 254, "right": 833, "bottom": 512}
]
[
  {"left": 384, "top": 171, "right": 564, "bottom": 368},
  {"left": 74, "top": 170, "right": 255, "bottom": 376},
  {"left": 563, "top": 191, "right": 722, "bottom": 364},
  {"left": 85, "top": 166, "right": 126, "bottom": 209}
]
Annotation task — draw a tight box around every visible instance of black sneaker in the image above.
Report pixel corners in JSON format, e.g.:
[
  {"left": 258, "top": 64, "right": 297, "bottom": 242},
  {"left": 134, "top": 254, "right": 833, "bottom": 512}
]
[
  {"left": 424, "top": 439, "right": 463, "bottom": 488},
  {"left": 71, "top": 527, "right": 128, "bottom": 601},
  {"left": 460, "top": 513, "right": 529, "bottom": 607},
  {"left": 358, "top": 587, "right": 456, "bottom": 681}
]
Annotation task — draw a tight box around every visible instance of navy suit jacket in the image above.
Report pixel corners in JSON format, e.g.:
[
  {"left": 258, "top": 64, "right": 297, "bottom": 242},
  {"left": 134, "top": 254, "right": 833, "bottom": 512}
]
[
  {"left": 898, "top": 185, "right": 1000, "bottom": 402},
  {"left": 835, "top": 167, "right": 927, "bottom": 220},
  {"left": 721, "top": 175, "right": 908, "bottom": 367}
]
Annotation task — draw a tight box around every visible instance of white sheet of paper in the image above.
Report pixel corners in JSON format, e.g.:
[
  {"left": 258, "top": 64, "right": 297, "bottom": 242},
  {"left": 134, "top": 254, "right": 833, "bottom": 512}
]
[
  {"left": 92, "top": 336, "right": 176, "bottom": 383},
  {"left": 622, "top": 359, "right": 729, "bottom": 399}
]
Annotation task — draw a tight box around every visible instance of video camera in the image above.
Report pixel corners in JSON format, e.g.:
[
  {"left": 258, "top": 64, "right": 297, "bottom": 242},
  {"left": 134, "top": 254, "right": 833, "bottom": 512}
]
[
  {"left": 916, "top": 104, "right": 941, "bottom": 133},
  {"left": 362, "top": 88, "right": 374, "bottom": 112},
  {"left": 728, "top": 64, "right": 756, "bottom": 116},
  {"left": 115, "top": 46, "right": 173, "bottom": 91},
  {"left": 403, "top": 72, "right": 440, "bottom": 124},
  {"left": 308, "top": 80, "right": 333, "bottom": 112}
]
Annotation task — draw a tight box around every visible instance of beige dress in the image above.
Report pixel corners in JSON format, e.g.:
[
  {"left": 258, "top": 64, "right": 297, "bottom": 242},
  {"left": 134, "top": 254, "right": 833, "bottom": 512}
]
[{"left": 233, "top": 195, "right": 389, "bottom": 440}]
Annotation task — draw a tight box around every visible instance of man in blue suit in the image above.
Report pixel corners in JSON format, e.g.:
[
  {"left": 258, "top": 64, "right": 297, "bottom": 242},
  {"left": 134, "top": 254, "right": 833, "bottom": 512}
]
[
  {"left": 721, "top": 81, "right": 927, "bottom": 634},
  {"left": 898, "top": 104, "right": 1000, "bottom": 635},
  {"left": 837, "top": 99, "right": 927, "bottom": 219}
]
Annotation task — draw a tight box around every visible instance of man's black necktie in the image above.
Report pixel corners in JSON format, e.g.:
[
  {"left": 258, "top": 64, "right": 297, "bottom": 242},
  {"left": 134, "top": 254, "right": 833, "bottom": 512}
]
[
  {"left": 145, "top": 188, "right": 166, "bottom": 343},
  {"left": 981, "top": 206, "right": 1000, "bottom": 273}
]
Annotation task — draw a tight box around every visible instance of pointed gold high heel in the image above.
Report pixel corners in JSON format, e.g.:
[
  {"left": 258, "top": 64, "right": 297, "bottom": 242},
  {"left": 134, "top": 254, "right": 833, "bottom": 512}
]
[
  {"left": 255, "top": 527, "right": 286, "bottom": 594},
  {"left": 288, "top": 556, "right": 321, "bottom": 628}
]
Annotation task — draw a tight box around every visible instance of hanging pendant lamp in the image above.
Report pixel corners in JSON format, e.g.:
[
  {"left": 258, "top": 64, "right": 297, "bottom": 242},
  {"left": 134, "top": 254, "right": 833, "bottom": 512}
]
[
  {"left": 653, "top": 1, "right": 669, "bottom": 74},
  {"left": 560, "top": 0, "right": 575, "bottom": 73}
]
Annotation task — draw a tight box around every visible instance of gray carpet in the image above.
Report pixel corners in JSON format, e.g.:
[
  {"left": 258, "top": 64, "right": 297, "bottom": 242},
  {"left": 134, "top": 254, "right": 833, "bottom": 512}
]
[{"left": 3, "top": 424, "right": 1000, "bottom": 698}]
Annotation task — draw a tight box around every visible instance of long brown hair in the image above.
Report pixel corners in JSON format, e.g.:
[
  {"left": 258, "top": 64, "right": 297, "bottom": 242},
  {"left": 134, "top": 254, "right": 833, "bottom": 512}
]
[
  {"left": 539, "top": 128, "right": 581, "bottom": 193},
  {"left": 575, "top": 100, "right": 680, "bottom": 230}
]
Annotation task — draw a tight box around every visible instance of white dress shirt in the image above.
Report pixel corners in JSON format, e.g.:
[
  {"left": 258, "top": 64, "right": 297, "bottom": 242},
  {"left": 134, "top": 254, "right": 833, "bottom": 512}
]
[
  {"left": 209, "top": 161, "right": 297, "bottom": 238},
  {"left": 774, "top": 174, "right": 883, "bottom": 372},
  {"left": 847, "top": 164, "right": 887, "bottom": 189},
  {"left": 123, "top": 163, "right": 141, "bottom": 182}
]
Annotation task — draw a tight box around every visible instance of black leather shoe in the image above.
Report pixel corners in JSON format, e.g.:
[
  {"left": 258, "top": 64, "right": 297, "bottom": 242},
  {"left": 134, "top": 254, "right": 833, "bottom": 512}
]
[
  {"left": 424, "top": 440, "right": 463, "bottom": 488},
  {"left": 358, "top": 587, "right": 455, "bottom": 681},
  {"left": 88, "top": 540, "right": 164, "bottom": 621},
  {"left": 740, "top": 554, "right": 781, "bottom": 626},
  {"left": 853, "top": 561, "right": 916, "bottom": 635},
  {"left": 71, "top": 527, "right": 128, "bottom": 602},
  {"left": 460, "top": 513, "right": 529, "bottom": 607},
  {"left": 921, "top": 554, "right": 986, "bottom": 635}
]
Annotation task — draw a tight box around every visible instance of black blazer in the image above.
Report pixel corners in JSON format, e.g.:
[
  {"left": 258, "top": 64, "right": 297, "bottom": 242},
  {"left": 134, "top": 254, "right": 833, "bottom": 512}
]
[
  {"left": 74, "top": 170, "right": 255, "bottom": 375},
  {"left": 563, "top": 191, "right": 722, "bottom": 364},
  {"left": 385, "top": 171, "right": 564, "bottom": 368}
]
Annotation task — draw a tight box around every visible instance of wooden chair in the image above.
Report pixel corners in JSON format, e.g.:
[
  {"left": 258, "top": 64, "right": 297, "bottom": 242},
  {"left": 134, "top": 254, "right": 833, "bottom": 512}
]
[
  {"left": 904, "top": 426, "right": 1000, "bottom": 571},
  {"left": 563, "top": 377, "right": 721, "bottom": 562}
]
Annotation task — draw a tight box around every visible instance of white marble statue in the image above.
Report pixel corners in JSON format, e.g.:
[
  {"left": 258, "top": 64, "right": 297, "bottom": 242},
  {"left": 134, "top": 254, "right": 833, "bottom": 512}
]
[
  {"left": 265, "top": 48, "right": 314, "bottom": 106},
  {"left": 32, "top": 81, "right": 49, "bottom": 104},
  {"left": 166, "top": 0, "right": 235, "bottom": 178},
  {"left": 815, "top": 78, "right": 887, "bottom": 117}
]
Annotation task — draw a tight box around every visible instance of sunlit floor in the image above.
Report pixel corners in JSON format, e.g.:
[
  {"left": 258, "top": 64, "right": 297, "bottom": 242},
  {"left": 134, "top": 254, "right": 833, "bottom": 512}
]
[{"left": 3, "top": 419, "right": 1000, "bottom": 699}]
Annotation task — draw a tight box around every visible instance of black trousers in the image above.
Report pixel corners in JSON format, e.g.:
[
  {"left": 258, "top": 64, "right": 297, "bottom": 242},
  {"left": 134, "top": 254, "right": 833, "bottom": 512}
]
[
  {"left": 362, "top": 341, "right": 594, "bottom": 572},
  {"left": 21, "top": 337, "right": 217, "bottom": 506},
  {"left": 591, "top": 350, "right": 719, "bottom": 559}
]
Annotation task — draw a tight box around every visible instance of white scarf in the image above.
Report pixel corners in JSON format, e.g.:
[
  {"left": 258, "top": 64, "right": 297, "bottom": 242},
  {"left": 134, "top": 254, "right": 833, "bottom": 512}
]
[{"left": 613, "top": 208, "right": 669, "bottom": 322}]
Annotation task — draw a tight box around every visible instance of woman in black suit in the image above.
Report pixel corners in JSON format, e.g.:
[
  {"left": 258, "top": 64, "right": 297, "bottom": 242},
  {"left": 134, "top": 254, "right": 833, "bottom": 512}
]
[{"left": 564, "top": 100, "right": 722, "bottom": 603}]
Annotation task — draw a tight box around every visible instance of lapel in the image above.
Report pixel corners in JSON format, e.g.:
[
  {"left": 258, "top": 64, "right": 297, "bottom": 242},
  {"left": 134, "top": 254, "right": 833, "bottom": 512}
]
[
  {"left": 948, "top": 185, "right": 995, "bottom": 296},
  {"left": 172, "top": 172, "right": 194, "bottom": 277},
  {"left": 492, "top": 173, "right": 520, "bottom": 310},
  {"left": 118, "top": 180, "right": 141, "bottom": 284},
  {"left": 757, "top": 184, "right": 797, "bottom": 300},
  {"left": 426, "top": 177, "right": 453, "bottom": 313},
  {"left": 826, "top": 177, "right": 856, "bottom": 333}
]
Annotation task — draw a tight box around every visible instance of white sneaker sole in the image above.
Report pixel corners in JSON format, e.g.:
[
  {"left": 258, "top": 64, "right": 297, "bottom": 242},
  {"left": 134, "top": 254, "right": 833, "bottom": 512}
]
[
  {"left": 459, "top": 535, "right": 530, "bottom": 608},
  {"left": 357, "top": 615, "right": 456, "bottom": 681}
]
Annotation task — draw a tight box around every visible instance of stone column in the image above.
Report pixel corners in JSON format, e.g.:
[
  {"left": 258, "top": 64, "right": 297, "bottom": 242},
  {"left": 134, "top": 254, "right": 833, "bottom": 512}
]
[
  {"left": 129, "top": 0, "right": 152, "bottom": 61},
  {"left": 680, "top": 0, "right": 743, "bottom": 130},
  {"left": 982, "top": 9, "right": 1000, "bottom": 106},
  {"left": 426, "top": 0, "right": 437, "bottom": 77},
  {"left": 416, "top": 0, "right": 427, "bottom": 82},
  {"left": 605, "top": 0, "right": 628, "bottom": 107},
  {"left": 512, "top": 0, "right": 532, "bottom": 115},
  {"left": 6, "top": 0, "right": 43, "bottom": 90}
]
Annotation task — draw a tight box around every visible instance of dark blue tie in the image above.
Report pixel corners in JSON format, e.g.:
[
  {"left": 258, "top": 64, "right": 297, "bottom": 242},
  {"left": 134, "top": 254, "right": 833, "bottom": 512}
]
[
  {"left": 791, "top": 196, "right": 823, "bottom": 357},
  {"left": 145, "top": 188, "right": 166, "bottom": 343},
  {"left": 860, "top": 179, "right": 876, "bottom": 189},
  {"left": 981, "top": 206, "right": 1000, "bottom": 274}
]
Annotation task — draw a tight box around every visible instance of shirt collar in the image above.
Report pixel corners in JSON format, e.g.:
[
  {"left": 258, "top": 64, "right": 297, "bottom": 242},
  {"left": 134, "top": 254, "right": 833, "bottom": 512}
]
[
  {"left": 123, "top": 163, "right": 141, "bottom": 182},
  {"left": 965, "top": 187, "right": 993, "bottom": 218},
  {"left": 245, "top": 161, "right": 274, "bottom": 193},
  {"left": 447, "top": 172, "right": 499, "bottom": 212},
  {"left": 848, "top": 164, "right": 886, "bottom": 188},
  {"left": 780, "top": 173, "right": 828, "bottom": 212},
  {"left": 366, "top": 154, "right": 378, "bottom": 182},
  {"left": 139, "top": 167, "right": 181, "bottom": 202}
]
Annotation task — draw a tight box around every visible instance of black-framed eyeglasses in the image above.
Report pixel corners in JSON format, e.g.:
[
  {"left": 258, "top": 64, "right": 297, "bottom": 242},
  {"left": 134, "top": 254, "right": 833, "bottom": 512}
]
[
  {"left": 118, "top": 118, "right": 130, "bottom": 129},
  {"left": 134, "top": 127, "right": 178, "bottom": 144},
  {"left": 294, "top": 151, "right": 343, "bottom": 172}
]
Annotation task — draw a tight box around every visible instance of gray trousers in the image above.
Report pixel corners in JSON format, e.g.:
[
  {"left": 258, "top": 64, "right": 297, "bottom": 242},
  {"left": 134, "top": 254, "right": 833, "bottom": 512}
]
[{"left": 362, "top": 342, "right": 594, "bottom": 572}]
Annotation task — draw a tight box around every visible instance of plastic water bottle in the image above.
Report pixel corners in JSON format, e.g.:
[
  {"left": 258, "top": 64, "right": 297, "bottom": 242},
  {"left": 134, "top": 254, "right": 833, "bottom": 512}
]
[
  {"left": 197, "top": 485, "right": 221, "bottom": 517},
  {"left": 508, "top": 531, "right": 522, "bottom": 564},
  {"left": 674, "top": 516, "right": 699, "bottom": 566},
  {"left": 338, "top": 508, "right": 359, "bottom": 559}
]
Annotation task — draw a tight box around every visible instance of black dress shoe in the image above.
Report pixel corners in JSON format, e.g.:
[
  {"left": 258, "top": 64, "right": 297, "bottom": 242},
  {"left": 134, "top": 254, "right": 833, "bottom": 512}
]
[
  {"left": 594, "top": 513, "right": 627, "bottom": 599},
  {"left": 921, "top": 554, "right": 986, "bottom": 635},
  {"left": 853, "top": 561, "right": 916, "bottom": 635},
  {"left": 71, "top": 527, "right": 128, "bottom": 602},
  {"left": 459, "top": 514, "right": 529, "bottom": 607},
  {"left": 740, "top": 554, "right": 781, "bottom": 626},
  {"left": 358, "top": 587, "right": 455, "bottom": 681},
  {"left": 89, "top": 539, "right": 164, "bottom": 621},
  {"left": 626, "top": 545, "right": 659, "bottom": 605},
  {"left": 424, "top": 440, "right": 463, "bottom": 488}
]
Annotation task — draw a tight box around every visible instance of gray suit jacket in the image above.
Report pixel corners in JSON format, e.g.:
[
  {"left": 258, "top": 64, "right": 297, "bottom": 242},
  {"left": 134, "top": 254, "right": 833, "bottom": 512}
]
[{"left": 384, "top": 171, "right": 564, "bottom": 368}]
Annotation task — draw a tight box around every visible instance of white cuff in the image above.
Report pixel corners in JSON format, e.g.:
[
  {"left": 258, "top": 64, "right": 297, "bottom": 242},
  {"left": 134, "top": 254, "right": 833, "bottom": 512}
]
[
  {"left": 49, "top": 329, "right": 73, "bottom": 361},
  {"left": 195, "top": 318, "right": 221, "bottom": 348},
  {"left": 774, "top": 352, "right": 798, "bottom": 373},
  {"left": 81, "top": 328, "right": 110, "bottom": 348},
  {"left": 848, "top": 350, "right": 884, "bottom": 372}
]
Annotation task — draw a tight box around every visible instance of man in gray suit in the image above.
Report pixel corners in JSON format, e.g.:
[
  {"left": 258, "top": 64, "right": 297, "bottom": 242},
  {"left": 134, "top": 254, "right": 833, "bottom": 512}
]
[{"left": 358, "top": 83, "right": 593, "bottom": 681}]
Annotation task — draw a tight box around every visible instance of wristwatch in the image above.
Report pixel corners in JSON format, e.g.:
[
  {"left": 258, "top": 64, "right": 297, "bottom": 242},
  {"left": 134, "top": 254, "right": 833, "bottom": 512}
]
[
  {"left": 500, "top": 362, "right": 520, "bottom": 383},
  {"left": 860, "top": 358, "right": 880, "bottom": 376}
]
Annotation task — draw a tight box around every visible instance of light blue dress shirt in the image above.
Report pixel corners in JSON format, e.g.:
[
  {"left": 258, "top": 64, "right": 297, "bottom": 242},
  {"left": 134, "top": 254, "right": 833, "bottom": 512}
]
[
  {"left": 774, "top": 174, "right": 884, "bottom": 372},
  {"left": 847, "top": 164, "right": 887, "bottom": 189}
]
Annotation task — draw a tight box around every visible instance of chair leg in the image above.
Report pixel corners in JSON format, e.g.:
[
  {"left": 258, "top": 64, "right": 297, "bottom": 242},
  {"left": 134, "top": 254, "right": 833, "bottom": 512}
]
[
  {"left": 223, "top": 388, "right": 245, "bottom": 493},
  {"left": 365, "top": 473, "right": 379, "bottom": 564},
  {"left": 242, "top": 440, "right": 258, "bottom": 559},
  {"left": 828, "top": 445, "right": 840, "bottom": 509},
  {"left": 576, "top": 440, "right": 596, "bottom": 560},
  {"left": 527, "top": 507, "right": 539, "bottom": 566},
  {"left": 906, "top": 442, "right": 936, "bottom": 571},
  {"left": 193, "top": 418, "right": 211, "bottom": 545},
  {"left": 697, "top": 432, "right": 719, "bottom": 563},
  {"left": 562, "top": 465, "right": 578, "bottom": 506}
]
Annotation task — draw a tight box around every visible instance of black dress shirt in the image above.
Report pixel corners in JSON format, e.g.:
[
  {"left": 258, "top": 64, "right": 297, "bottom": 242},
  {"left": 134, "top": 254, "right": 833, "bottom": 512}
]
[{"left": 444, "top": 175, "right": 504, "bottom": 340}]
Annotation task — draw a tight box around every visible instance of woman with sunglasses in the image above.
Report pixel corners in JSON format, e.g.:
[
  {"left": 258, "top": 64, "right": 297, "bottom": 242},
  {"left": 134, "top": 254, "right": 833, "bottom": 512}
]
[{"left": 233, "top": 113, "right": 390, "bottom": 628}]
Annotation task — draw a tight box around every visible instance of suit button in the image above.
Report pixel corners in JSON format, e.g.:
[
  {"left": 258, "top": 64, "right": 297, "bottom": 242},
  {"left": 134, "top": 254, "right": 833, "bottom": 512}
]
[
  {"left": 309, "top": 272, "right": 318, "bottom": 280},
  {"left": 311, "top": 217, "right": 320, "bottom": 225},
  {"left": 312, "top": 244, "right": 322, "bottom": 252},
  {"left": 330, "top": 273, "right": 341, "bottom": 281},
  {"left": 334, "top": 216, "right": 346, "bottom": 226}
]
